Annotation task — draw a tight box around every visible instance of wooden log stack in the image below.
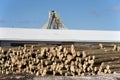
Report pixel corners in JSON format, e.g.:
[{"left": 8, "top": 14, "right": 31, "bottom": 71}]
[{"left": 0, "top": 43, "right": 120, "bottom": 76}]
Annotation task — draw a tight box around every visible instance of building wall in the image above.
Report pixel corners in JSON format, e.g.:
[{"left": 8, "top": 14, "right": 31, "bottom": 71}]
[
  {"left": 1, "top": 41, "right": 11, "bottom": 46},
  {"left": 0, "top": 40, "right": 119, "bottom": 47},
  {"left": 0, "top": 41, "right": 62, "bottom": 47}
]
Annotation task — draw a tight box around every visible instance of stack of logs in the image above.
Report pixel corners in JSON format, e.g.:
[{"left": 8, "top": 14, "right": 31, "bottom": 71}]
[{"left": 0, "top": 43, "right": 120, "bottom": 76}]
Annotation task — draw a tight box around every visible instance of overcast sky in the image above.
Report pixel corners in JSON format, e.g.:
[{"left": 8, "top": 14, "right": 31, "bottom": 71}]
[{"left": 0, "top": 0, "right": 120, "bottom": 30}]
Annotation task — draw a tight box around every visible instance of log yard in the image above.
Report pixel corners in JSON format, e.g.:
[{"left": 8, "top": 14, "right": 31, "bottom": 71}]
[{"left": 0, "top": 11, "right": 120, "bottom": 80}]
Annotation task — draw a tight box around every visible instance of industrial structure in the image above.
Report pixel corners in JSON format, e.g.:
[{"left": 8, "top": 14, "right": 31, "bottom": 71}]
[
  {"left": 42, "top": 10, "right": 67, "bottom": 29},
  {"left": 0, "top": 11, "right": 120, "bottom": 46}
]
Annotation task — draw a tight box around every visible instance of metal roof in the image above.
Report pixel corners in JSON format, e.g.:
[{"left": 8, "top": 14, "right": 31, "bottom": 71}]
[{"left": 0, "top": 28, "right": 120, "bottom": 42}]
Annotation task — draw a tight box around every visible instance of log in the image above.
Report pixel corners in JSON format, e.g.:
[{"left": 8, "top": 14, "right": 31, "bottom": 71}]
[
  {"left": 94, "top": 57, "right": 120, "bottom": 64},
  {"left": 99, "top": 43, "right": 116, "bottom": 49},
  {"left": 94, "top": 53, "right": 120, "bottom": 59},
  {"left": 55, "top": 59, "right": 62, "bottom": 63},
  {"left": 117, "top": 46, "right": 120, "bottom": 51},
  {"left": 110, "top": 68, "right": 120, "bottom": 72},
  {"left": 70, "top": 65, "right": 75, "bottom": 72},
  {"left": 81, "top": 51, "right": 86, "bottom": 58},
  {"left": 65, "top": 72, "right": 72, "bottom": 76},
  {"left": 45, "top": 60, "right": 53, "bottom": 65},
  {"left": 71, "top": 44, "right": 76, "bottom": 54},
  {"left": 86, "top": 50, "right": 118, "bottom": 56},
  {"left": 67, "top": 54, "right": 73, "bottom": 61},
  {"left": 105, "top": 64, "right": 120, "bottom": 69}
]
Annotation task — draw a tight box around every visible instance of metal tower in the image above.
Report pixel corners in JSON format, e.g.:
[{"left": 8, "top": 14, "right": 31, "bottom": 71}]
[{"left": 41, "top": 10, "right": 68, "bottom": 29}]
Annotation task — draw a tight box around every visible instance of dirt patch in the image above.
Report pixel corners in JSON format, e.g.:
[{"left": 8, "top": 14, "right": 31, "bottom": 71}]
[{"left": 0, "top": 73, "right": 34, "bottom": 80}]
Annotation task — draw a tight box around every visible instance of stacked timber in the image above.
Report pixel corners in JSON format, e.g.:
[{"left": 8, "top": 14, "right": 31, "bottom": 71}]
[{"left": 0, "top": 43, "right": 120, "bottom": 76}]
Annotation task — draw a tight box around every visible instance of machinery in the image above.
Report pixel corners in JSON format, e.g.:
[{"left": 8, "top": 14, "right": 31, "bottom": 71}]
[{"left": 42, "top": 10, "right": 67, "bottom": 29}]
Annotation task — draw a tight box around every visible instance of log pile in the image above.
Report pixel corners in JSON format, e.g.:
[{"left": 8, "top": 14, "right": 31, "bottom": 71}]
[{"left": 0, "top": 43, "right": 120, "bottom": 76}]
